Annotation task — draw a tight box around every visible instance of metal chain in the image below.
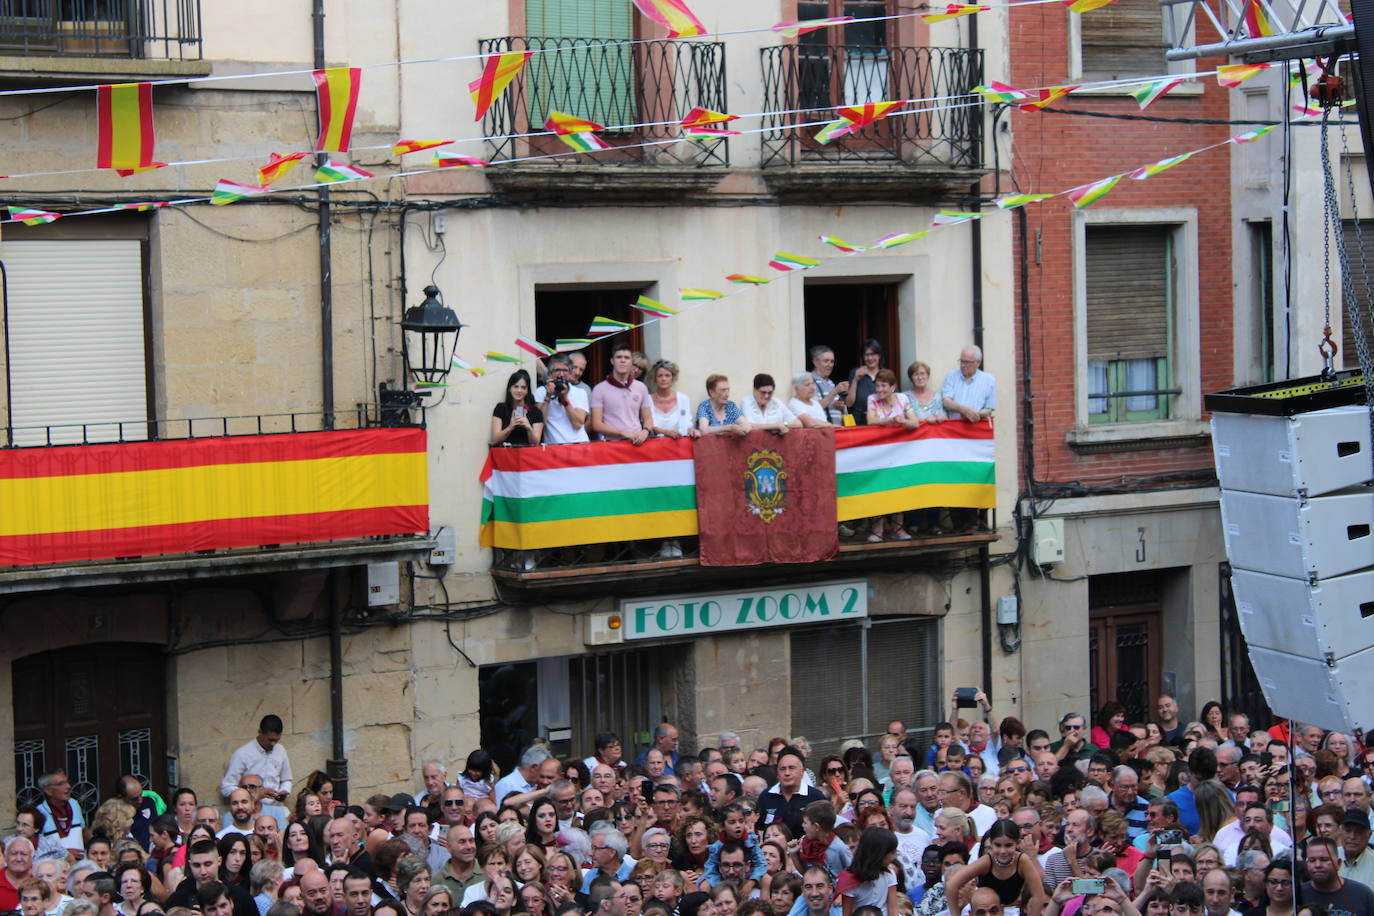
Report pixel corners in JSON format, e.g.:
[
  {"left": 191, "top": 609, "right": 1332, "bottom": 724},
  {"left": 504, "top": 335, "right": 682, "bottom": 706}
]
[
  {"left": 1337, "top": 123, "right": 1374, "bottom": 480},
  {"left": 1319, "top": 108, "right": 1338, "bottom": 375}
]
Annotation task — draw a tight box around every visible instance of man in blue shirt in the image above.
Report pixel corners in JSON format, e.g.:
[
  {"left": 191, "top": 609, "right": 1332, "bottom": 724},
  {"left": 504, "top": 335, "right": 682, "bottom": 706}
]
[
  {"left": 941, "top": 346, "right": 996, "bottom": 422},
  {"left": 634, "top": 723, "right": 681, "bottom": 775},
  {"left": 1168, "top": 748, "right": 1218, "bottom": 835}
]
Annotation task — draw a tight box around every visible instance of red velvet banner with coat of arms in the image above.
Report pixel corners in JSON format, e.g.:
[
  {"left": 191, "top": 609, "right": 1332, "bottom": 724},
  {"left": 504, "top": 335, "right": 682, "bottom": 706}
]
[{"left": 694, "top": 428, "right": 838, "bottom": 566}]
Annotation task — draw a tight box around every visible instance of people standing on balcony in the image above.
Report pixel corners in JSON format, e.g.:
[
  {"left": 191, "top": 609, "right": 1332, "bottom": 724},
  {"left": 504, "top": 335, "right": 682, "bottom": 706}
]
[
  {"left": 648, "top": 361, "right": 699, "bottom": 440},
  {"left": 809, "top": 346, "right": 851, "bottom": 425},
  {"left": 591, "top": 346, "right": 653, "bottom": 446},
  {"left": 788, "top": 374, "right": 834, "bottom": 428},
  {"left": 941, "top": 346, "right": 996, "bottom": 424},
  {"left": 863, "top": 369, "right": 917, "bottom": 542},
  {"left": 568, "top": 352, "right": 593, "bottom": 399},
  {"left": 632, "top": 352, "right": 650, "bottom": 382},
  {"left": 845, "top": 340, "right": 885, "bottom": 425},
  {"left": 902, "top": 361, "right": 948, "bottom": 534},
  {"left": 741, "top": 374, "right": 802, "bottom": 435},
  {"left": 536, "top": 355, "right": 590, "bottom": 445},
  {"left": 696, "top": 376, "right": 752, "bottom": 436},
  {"left": 490, "top": 370, "right": 545, "bottom": 448}
]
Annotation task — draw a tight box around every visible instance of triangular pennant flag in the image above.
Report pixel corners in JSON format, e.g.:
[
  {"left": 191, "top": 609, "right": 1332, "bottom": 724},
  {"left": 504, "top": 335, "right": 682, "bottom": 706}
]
[
  {"left": 1231, "top": 125, "right": 1277, "bottom": 143},
  {"left": 994, "top": 193, "right": 1054, "bottom": 209},
  {"left": 313, "top": 68, "right": 362, "bottom": 152},
  {"left": 973, "top": 82, "right": 1030, "bottom": 105},
  {"left": 1130, "top": 152, "right": 1193, "bottom": 179},
  {"left": 1018, "top": 86, "right": 1077, "bottom": 111},
  {"left": 546, "top": 112, "right": 607, "bottom": 135},
  {"left": 257, "top": 151, "right": 309, "bottom": 185},
  {"left": 556, "top": 338, "right": 594, "bottom": 351},
  {"left": 433, "top": 152, "right": 490, "bottom": 168},
  {"left": 1130, "top": 78, "right": 1184, "bottom": 110},
  {"left": 314, "top": 160, "right": 376, "bottom": 183},
  {"left": 514, "top": 336, "right": 555, "bottom": 358},
  {"left": 819, "top": 235, "right": 867, "bottom": 252},
  {"left": 8, "top": 207, "right": 60, "bottom": 225},
  {"left": 726, "top": 274, "right": 771, "bottom": 285},
  {"left": 633, "top": 296, "right": 679, "bottom": 317},
  {"left": 771, "top": 16, "right": 854, "bottom": 37},
  {"left": 1217, "top": 63, "right": 1270, "bottom": 88},
  {"left": 922, "top": 4, "right": 989, "bottom": 22},
  {"left": 452, "top": 356, "right": 486, "bottom": 377},
  {"left": 1065, "top": 0, "right": 1119, "bottom": 12},
  {"left": 631, "top": 0, "right": 707, "bottom": 37},
  {"left": 96, "top": 82, "right": 156, "bottom": 172},
  {"left": 1068, "top": 175, "right": 1122, "bottom": 208},
  {"left": 557, "top": 132, "right": 612, "bottom": 153},
  {"left": 469, "top": 50, "right": 533, "bottom": 122},
  {"left": 485, "top": 351, "right": 522, "bottom": 364},
  {"left": 931, "top": 211, "right": 983, "bottom": 227},
  {"left": 1242, "top": 0, "right": 1277, "bottom": 37},
  {"left": 116, "top": 201, "right": 169, "bottom": 212},
  {"left": 392, "top": 139, "right": 452, "bottom": 156},
  {"left": 769, "top": 251, "right": 822, "bottom": 271},
  {"left": 872, "top": 231, "right": 928, "bottom": 249},
  {"left": 588, "top": 316, "right": 634, "bottom": 335},
  {"left": 211, "top": 179, "right": 270, "bottom": 206},
  {"left": 815, "top": 118, "right": 856, "bottom": 144},
  {"left": 680, "top": 106, "right": 740, "bottom": 136},
  {"left": 679, "top": 288, "right": 725, "bottom": 300}
]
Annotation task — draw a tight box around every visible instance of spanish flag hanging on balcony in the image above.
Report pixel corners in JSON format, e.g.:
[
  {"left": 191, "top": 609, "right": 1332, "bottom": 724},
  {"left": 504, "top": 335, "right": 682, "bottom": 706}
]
[
  {"left": 314, "top": 67, "right": 362, "bottom": 152},
  {"left": 96, "top": 83, "right": 156, "bottom": 173},
  {"left": 0, "top": 428, "right": 428, "bottom": 567}
]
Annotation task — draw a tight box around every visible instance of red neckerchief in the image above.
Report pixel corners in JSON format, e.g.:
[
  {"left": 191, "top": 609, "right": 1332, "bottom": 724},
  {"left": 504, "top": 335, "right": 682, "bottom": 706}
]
[
  {"left": 605, "top": 374, "right": 633, "bottom": 390},
  {"left": 833, "top": 871, "right": 864, "bottom": 901},
  {"left": 48, "top": 799, "right": 73, "bottom": 837},
  {"left": 798, "top": 835, "right": 831, "bottom": 868}
]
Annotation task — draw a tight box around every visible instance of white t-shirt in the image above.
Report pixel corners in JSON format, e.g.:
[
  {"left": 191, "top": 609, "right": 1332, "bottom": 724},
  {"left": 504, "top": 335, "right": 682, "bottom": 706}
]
[
  {"left": 788, "top": 397, "right": 827, "bottom": 424},
  {"left": 649, "top": 392, "right": 693, "bottom": 435},
  {"left": 894, "top": 825, "right": 933, "bottom": 891},
  {"left": 741, "top": 397, "right": 797, "bottom": 425},
  {"left": 535, "top": 385, "right": 591, "bottom": 444},
  {"left": 842, "top": 870, "right": 897, "bottom": 915}
]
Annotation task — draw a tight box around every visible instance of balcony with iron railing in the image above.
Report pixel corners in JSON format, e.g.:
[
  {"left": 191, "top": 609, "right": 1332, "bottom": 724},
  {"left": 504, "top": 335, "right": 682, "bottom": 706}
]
[
  {"left": 477, "top": 35, "right": 729, "bottom": 199},
  {"left": 0, "top": 0, "right": 205, "bottom": 81},
  {"left": 0, "top": 410, "right": 433, "bottom": 591},
  {"left": 483, "top": 423, "right": 999, "bottom": 598},
  {"left": 759, "top": 44, "right": 986, "bottom": 198}
]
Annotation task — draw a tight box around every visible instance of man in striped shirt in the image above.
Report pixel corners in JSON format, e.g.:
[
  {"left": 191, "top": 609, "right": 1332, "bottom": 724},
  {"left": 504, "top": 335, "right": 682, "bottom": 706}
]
[{"left": 1109, "top": 766, "right": 1150, "bottom": 841}]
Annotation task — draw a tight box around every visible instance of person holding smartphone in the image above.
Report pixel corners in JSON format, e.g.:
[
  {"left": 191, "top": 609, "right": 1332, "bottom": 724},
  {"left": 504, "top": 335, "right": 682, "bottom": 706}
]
[{"left": 491, "top": 369, "right": 544, "bottom": 447}]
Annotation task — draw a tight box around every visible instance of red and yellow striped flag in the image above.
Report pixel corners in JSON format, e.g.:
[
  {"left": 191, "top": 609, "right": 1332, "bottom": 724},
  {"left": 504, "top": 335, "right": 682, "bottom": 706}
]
[
  {"left": 545, "top": 111, "right": 606, "bottom": 135},
  {"left": 96, "top": 83, "right": 156, "bottom": 172},
  {"left": 314, "top": 68, "right": 361, "bottom": 153},
  {"left": 469, "top": 50, "right": 532, "bottom": 121},
  {"left": 631, "top": 0, "right": 706, "bottom": 37},
  {"left": 256, "top": 151, "right": 309, "bottom": 185},
  {"left": 836, "top": 101, "right": 903, "bottom": 129}
]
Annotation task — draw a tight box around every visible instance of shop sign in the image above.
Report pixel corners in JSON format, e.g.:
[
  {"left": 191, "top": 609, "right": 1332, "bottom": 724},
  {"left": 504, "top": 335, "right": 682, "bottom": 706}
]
[{"left": 621, "top": 579, "right": 867, "bottom": 641}]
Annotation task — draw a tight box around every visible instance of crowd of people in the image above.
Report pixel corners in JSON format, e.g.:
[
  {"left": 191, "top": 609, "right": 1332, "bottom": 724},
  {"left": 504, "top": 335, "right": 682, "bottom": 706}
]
[
  {"left": 6, "top": 699, "right": 1374, "bottom": 916},
  {"left": 488, "top": 341, "right": 997, "bottom": 549}
]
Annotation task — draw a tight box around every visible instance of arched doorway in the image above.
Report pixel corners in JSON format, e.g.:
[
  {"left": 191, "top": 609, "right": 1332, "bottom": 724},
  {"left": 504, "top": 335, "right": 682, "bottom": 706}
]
[{"left": 12, "top": 643, "right": 167, "bottom": 813}]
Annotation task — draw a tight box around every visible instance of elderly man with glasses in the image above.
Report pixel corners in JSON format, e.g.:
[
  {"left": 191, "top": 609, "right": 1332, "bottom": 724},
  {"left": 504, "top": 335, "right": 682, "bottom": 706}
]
[{"left": 1051, "top": 713, "right": 1097, "bottom": 763}]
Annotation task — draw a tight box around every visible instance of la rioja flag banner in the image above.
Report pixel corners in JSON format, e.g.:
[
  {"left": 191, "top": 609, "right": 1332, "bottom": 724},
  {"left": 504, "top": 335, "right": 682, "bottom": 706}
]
[{"left": 694, "top": 428, "right": 838, "bottom": 566}]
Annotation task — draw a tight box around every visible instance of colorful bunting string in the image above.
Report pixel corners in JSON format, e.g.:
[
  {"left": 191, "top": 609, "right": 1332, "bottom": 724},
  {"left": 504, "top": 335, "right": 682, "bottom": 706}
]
[
  {"left": 210, "top": 180, "right": 269, "bottom": 206},
  {"left": 1068, "top": 175, "right": 1121, "bottom": 209},
  {"left": 769, "top": 252, "right": 822, "bottom": 271},
  {"left": 1217, "top": 63, "right": 1270, "bottom": 88},
  {"left": 726, "top": 274, "right": 771, "bottom": 285},
  {"left": 393, "top": 139, "right": 452, "bottom": 156},
  {"left": 931, "top": 211, "right": 982, "bottom": 227},
  {"left": 679, "top": 288, "right": 724, "bottom": 300},
  {"left": 452, "top": 356, "right": 486, "bottom": 377},
  {"left": 9, "top": 207, "right": 60, "bottom": 225},
  {"left": 819, "top": 235, "right": 867, "bottom": 252},
  {"left": 485, "top": 351, "right": 522, "bottom": 364},
  {"left": 994, "top": 193, "right": 1054, "bottom": 209},
  {"left": 588, "top": 316, "right": 634, "bottom": 335},
  {"left": 1130, "top": 152, "right": 1193, "bottom": 179},
  {"left": 1064, "top": 0, "right": 1119, "bottom": 11},
  {"left": 556, "top": 339, "right": 593, "bottom": 351},
  {"left": 1231, "top": 125, "right": 1277, "bottom": 143},
  {"left": 433, "top": 152, "right": 490, "bottom": 168},
  {"left": 633, "top": 296, "right": 678, "bottom": 317},
  {"left": 514, "top": 337, "right": 555, "bottom": 358},
  {"left": 679, "top": 107, "right": 740, "bottom": 136},
  {"left": 872, "top": 231, "right": 928, "bottom": 249}
]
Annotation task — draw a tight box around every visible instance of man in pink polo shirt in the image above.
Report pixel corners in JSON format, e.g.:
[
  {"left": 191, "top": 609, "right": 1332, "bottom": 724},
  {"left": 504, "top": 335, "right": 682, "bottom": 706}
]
[{"left": 591, "top": 345, "right": 653, "bottom": 445}]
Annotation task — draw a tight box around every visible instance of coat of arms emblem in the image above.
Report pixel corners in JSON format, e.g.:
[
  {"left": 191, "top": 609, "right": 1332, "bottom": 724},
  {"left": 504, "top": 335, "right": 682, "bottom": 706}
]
[{"left": 743, "top": 448, "right": 787, "bottom": 523}]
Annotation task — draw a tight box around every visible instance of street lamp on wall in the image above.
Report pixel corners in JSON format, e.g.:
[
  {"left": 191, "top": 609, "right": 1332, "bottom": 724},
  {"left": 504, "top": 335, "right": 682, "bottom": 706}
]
[{"left": 401, "top": 285, "right": 464, "bottom": 388}]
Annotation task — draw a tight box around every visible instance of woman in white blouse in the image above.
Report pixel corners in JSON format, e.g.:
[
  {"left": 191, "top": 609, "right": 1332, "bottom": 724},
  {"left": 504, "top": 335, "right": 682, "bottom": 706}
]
[
  {"left": 648, "top": 360, "right": 700, "bottom": 439},
  {"left": 741, "top": 373, "right": 802, "bottom": 434},
  {"left": 788, "top": 373, "right": 833, "bottom": 428}
]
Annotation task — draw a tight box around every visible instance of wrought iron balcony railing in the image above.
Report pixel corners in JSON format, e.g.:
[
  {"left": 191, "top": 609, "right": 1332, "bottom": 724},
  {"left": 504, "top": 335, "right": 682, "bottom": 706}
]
[
  {"left": 760, "top": 44, "right": 983, "bottom": 168},
  {"left": 0, "top": 0, "right": 202, "bottom": 60},
  {"left": 479, "top": 36, "right": 728, "bottom": 167}
]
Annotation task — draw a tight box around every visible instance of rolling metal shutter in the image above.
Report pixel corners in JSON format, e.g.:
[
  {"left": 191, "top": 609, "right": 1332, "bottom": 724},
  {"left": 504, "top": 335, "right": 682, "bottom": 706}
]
[
  {"left": 1086, "top": 225, "right": 1171, "bottom": 362},
  {"left": 3, "top": 239, "right": 148, "bottom": 446}
]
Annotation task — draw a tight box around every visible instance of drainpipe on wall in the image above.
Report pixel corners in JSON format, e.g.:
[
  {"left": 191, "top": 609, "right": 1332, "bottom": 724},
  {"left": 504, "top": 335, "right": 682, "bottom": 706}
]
[
  {"left": 327, "top": 569, "right": 349, "bottom": 804},
  {"left": 314, "top": 0, "right": 335, "bottom": 430}
]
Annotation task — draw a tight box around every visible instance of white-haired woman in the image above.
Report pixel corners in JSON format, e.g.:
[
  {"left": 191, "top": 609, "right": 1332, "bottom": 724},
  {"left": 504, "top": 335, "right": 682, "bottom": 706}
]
[{"left": 788, "top": 373, "right": 833, "bottom": 428}]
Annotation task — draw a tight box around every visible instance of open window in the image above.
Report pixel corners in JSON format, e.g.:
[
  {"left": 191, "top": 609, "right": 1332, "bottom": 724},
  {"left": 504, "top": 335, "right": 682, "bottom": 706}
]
[{"left": 533, "top": 285, "right": 646, "bottom": 387}]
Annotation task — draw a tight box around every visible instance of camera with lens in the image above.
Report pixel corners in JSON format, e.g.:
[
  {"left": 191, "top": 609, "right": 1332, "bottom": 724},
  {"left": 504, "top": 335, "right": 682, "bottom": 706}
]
[{"left": 553, "top": 377, "right": 568, "bottom": 394}]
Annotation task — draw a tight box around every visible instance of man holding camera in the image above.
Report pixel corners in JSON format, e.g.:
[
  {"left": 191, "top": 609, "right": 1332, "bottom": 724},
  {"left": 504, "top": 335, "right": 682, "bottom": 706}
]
[{"left": 536, "top": 354, "right": 590, "bottom": 444}]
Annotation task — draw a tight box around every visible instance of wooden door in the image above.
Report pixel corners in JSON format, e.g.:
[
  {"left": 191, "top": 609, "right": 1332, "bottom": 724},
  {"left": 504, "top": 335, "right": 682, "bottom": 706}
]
[
  {"left": 13, "top": 643, "right": 167, "bottom": 813},
  {"left": 1088, "top": 607, "right": 1162, "bottom": 726}
]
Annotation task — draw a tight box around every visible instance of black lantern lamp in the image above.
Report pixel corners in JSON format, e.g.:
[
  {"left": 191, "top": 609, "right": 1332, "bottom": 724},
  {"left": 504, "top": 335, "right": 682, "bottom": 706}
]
[{"left": 401, "top": 285, "right": 464, "bottom": 388}]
